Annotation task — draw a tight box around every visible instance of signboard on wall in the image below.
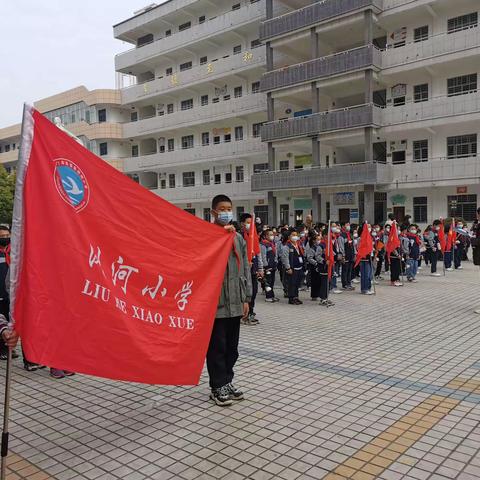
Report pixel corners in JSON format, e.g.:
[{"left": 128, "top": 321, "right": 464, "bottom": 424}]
[
  {"left": 294, "top": 154, "right": 312, "bottom": 167},
  {"left": 350, "top": 209, "right": 359, "bottom": 222},
  {"left": 334, "top": 192, "right": 355, "bottom": 205},
  {"left": 391, "top": 194, "right": 407, "bottom": 205},
  {"left": 457, "top": 186, "right": 468, "bottom": 194},
  {"left": 293, "top": 199, "right": 312, "bottom": 210}
]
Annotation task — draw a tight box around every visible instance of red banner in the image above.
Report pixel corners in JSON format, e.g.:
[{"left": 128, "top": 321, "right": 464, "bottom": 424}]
[{"left": 10, "top": 107, "right": 233, "bottom": 385}]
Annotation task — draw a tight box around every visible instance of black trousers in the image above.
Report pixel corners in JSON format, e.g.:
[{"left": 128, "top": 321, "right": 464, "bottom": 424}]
[
  {"left": 427, "top": 249, "right": 438, "bottom": 273},
  {"left": 375, "top": 255, "right": 383, "bottom": 277},
  {"left": 0, "top": 298, "right": 9, "bottom": 355},
  {"left": 287, "top": 269, "right": 304, "bottom": 299},
  {"left": 249, "top": 271, "right": 258, "bottom": 315},
  {"left": 390, "top": 257, "right": 401, "bottom": 282},
  {"left": 341, "top": 261, "right": 353, "bottom": 287},
  {"left": 265, "top": 268, "right": 276, "bottom": 299},
  {"left": 206, "top": 316, "right": 241, "bottom": 390},
  {"left": 309, "top": 266, "right": 321, "bottom": 298}
]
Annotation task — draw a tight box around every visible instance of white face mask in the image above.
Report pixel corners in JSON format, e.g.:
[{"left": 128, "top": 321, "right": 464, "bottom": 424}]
[
  {"left": 268, "top": 235, "right": 274, "bottom": 241},
  {"left": 291, "top": 236, "right": 299, "bottom": 242},
  {"left": 345, "top": 226, "right": 351, "bottom": 232},
  {"left": 410, "top": 230, "right": 417, "bottom": 235},
  {"left": 300, "top": 232, "right": 306, "bottom": 237},
  {"left": 375, "top": 227, "right": 380, "bottom": 232},
  {"left": 458, "top": 224, "right": 463, "bottom": 228},
  {"left": 245, "top": 223, "right": 251, "bottom": 231},
  {"left": 372, "top": 231, "right": 377, "bottom": 237},
  {"left": 353, "top": 233, "right": 359, "bottom": 238}
]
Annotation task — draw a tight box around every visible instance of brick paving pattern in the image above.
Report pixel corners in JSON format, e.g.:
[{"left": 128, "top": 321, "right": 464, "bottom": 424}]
[{"left": 2, "top": 263, "right": 480, "bottom": 479}]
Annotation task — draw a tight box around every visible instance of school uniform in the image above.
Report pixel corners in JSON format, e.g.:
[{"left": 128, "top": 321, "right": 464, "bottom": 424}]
[
  {"left": 260, "top": 240, "right": 277, "bottom": 300},
  {"left": 338, "top": 231, "right": 355, "bottom": 289},
  {"left": 281, "top": 241, "right": 305, "bottom": 302},
  {"left": 406, "top": 234, "right": 420, "bottom": 280},
  {"left": 305, "top": 243, "right": 323, "bottom": 299},
  {"left": 242, "top": 230, "right": 263, "bottom": 317},
  {"left": 454, "top": 228, "right": 468, "bottom": 269}
]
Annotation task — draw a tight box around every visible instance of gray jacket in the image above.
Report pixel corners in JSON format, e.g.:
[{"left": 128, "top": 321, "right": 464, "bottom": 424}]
[
  {"left": 216, "top": 233, "right": 252, "bottom": 319},
  {"left": 305, "top": 244, "right": 324, "bottom": 267}
]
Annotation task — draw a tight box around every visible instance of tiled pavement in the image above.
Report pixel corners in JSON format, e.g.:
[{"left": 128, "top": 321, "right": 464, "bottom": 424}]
[{"left": 2, "top": 262, "right": 480, "bottom": 479}]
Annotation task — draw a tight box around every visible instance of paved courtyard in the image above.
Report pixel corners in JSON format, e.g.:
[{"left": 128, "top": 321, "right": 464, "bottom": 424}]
[{"left": 2, "top": 262, "right": 480, "bottom": 480}]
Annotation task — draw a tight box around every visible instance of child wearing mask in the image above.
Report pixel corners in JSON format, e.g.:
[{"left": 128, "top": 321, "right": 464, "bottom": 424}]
[
  {"left": 281, "top": 230, "right": 305, "bottom": 305},
  {"left": 260, "top": 230, "right": 279, "bottom": 303},
  {"left": 406, "top": 224, "right": 421, "bottom": 282}
]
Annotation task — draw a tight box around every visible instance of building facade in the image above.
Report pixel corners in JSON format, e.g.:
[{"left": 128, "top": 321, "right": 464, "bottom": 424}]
[
  {"left": 254, "top": 0, "right": 480, "bottom": 226},
  {"left": 0, "top": 86, "right": 130, "bottom": 172},
  {"left": 114, "top": 0, "right": 287, "bottom": 223}
]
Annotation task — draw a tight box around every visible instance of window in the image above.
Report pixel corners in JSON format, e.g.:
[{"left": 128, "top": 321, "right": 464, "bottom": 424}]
[
  {"left": 200, "top": 56, "right": 208, "bottom": 65},
  {"left": 414, "top": 25, "right": 429, "bottom": 42},
  {"left": 393, "top": 96, "right": 406, "bottom": 106},
  {"left": 251, "top": 81, "right": 260, "bottom": 93},
  {"left": 165, "top": 29, "right": 172, "bottom": 37},
  {"left": 183, "top": 171, "right": 195, "bottom": 187},
  {"left": 413, "top": 197, "right": 428, "bottom": 223},
  {"left": 203, "top": 169, "right": 210, "bottom": 185},
  {"left": 232, "top": 3, "right": 240, "bottom": 10},
  {"left": 167, "top": 104, "right": 174, "bottom": 114},
  {"left": 392, "top": 151, "right": 406, "bottom": 164},
  {"left": 252, "top": 122, "right": 262, "bottom": 137},
  {"left": 214, "top": 173, "right": 221, "bottom": 184},
  {"left": 180, "top": 61, "right": 192, "bottom": 71},
  {"left": 181, "top": 99, "right": 193, "bottom": 110},
  {"left": 166, "top": 67, "right": 173, "bottom": 76},
  {"left": 254, "top": 163, "right": 268, "bottom": 173},
  {"left": 414, "top": 84, "right": 429, "bottom": 103},
  {"left": 447, "top": 134, "right": 477, "bottom": 158},
  {"left": 236, "top": 206, "right": 245, "bottom": 220},
  {"left": 448, "top": 194, "right": 478, "bottom": 221},
  {"left": 167, "top": 138, "right": 175, "bottom": 151},
  {"left": 201, "top": 95, "right": 209, "bottom": 106},
  {"left": 98, "top": 109, "right": 107, "bottom": 123},
  {"left": 280, "top": 204, "right": 289, "bottom": 225},
  {"left": 223, "top": 95, "right": 231, "bottom": 101},
  {"left": 224, "top": 134, "right": 231, "bottom": 143},
  {"left": 181, "top": 135, "right": 194, "bottom": 149},
  {"left": 130, "top": 111, "right": 138, "bottom": 122},
  {"left": 202, "top": 132, "right": 210, "bottom": 145},
  {"left": 161, "top": 179, "right": 166, "bottom": 189},
  {"left": 71, "top": 113, "right": 76, "bottom": 123},
  {"left": 413, "top": 140, "right": 428, "bottom": 162},
  {"left": 251, "top": 39, "right": 261, "bottom": 49},
  {"left": 235, "top": 166, "right": 244, "bottom": 182},
  {"left": 85, "top": 110, "right": 91, "bottom": 123},
  {"left": 234, "top": 86, "right": 243, "bottom": 98},
  {"left": 448, "top": 12, "right": 478, "bottom": 33},
  {"left": 447, "top": 74, "right": 477, "bottom": 97},
  {"left": 168, "top": 174, "right": 175, "bottom": 188},
  {"left": 131, "top": 145, "right": 139, "bottom": 157},
  {"left": 99, "top": 142, "right": 108, "bottom": 156},
  {"left": 235, "top": 126, "right": 243, "bottom": 141},
  {"left": 233, "top": 45, "right": 242, "bottom": 55},
  {"left": 199, "top": 15, "right": 206, "bottom": 24},
  {"left": 225, "top": 172, "right": 232, "bottom": 183},
  {"left": 184, "top": 208, "right": 196, "bottom": 215},
  {"left": 203, "top": 208, "right": 211, "bottom": 222},
  {"left": 4, "top": 145, "right": 9, "bottom": 153},
  {"left": 212, "top": 97, "right": 220, "bottom": 104},
  {"left": 214, "top": 136, "right": 220, "bottom": 144},
  {"left": 179, "top": 21, "right": 191, "bottom": 32},
  {"left": 279, "top": 160, "right": 289, "bottom": 171}
]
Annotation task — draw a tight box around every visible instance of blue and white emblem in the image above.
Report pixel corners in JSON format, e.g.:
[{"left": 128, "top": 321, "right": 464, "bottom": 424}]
[{"left": 53, "top": 158, "right": 90, "bottom": 212}]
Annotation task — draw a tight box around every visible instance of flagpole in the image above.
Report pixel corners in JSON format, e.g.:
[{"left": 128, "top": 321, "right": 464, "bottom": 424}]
[
  {"left": 0, "top": 349, "right": 12, "bottom": 480},
  {"left": 326, "top": 220, "right": 331, "bottom": 303}
]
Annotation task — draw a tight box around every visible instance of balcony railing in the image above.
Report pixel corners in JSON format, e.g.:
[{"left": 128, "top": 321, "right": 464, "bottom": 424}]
[
  {"left": 262, "top": 104, "right": 382, "bottom": 141},
  {"left": 251, "top": 161, "right": 393, "bottom": 191},
  {"left": 391, "top": 156, "right": 480, "bottom": 185},
  {"left": 122, "top": 49, "right": 266, "bottom": 104},
  {"left": 153, "top": 180, "right": 258, "bottom": 202},
  {"left": 124, "top": 138, "right": 265, "bottom": 172},
  {"left": 123, "top": 94, "right": 267, "bottom": 138},
  {"left": 382, "top": 92, "right": 480, "bottom": 127},
  {"left": 260, "top": 0, "right": 382, "bottom": 41},
  {"left": 261, "top": 45, "right": 381, "bottom": 92},
  {"left": 382, "top": 27, "right": 480, "bottom": 70},
  {"left": 115, "top": 1, "right": 265, "bottom": 72}
]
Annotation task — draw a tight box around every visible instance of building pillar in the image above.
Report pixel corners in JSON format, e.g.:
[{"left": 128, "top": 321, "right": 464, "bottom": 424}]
[
  {"left": 268, "top": 191, "right": 277, "bottom": 225},
  {"left": 365, "top": 127, "right": 373, "bottom": 163},
  {"left": 364, "top": 10, "right": 374, "bottom": 44},
  {"left": 311, "top": 84, "right": 320, "bottom": 114},
  {"left": 310, "top": 27, "right": 319, "bottom": 59},
  {"left": 266, "top": 0, "right": 273, "bottom": 19},
  {"left": 312, "top": 135, "right": 320, "bottom": 166},
  {"left": 268, "top": 143, "right": 275, "bottom": 171},
  {"left": 364, "top": 185, "right": 375, "bottom": 224},
  {"left": 266, "top": 42, "right": 274, "bottom": 71},
  {"left": 267, "top": 92, "right": 274, "bottom": 121},
  {"left": 312, "top": 188, "right": 321, "bottom": 222}
]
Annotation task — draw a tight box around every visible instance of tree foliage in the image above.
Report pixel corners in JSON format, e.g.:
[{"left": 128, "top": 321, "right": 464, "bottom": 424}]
[{"left": 0, "top": 165, "right": 16, "bottom": 225}]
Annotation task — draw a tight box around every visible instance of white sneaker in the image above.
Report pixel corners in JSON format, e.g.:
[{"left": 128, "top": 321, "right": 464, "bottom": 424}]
[
  {"left": 430, "top": 273, "right": 441, "bottom": 277},
  {"left": 446, "top": 267, "right": 454, "bottom": 272},
  {"left": 332, "top": 289, "right": 343, "bottom": 294},
  {"left": 457, "top": 266, "right": 463, "bottom": 270},
  {"left": 475, "top": 309, "right": 480, "bottom": 315},
  {"left": 418, "top": 266, "right": 422, "bottom": 270},
  {"left": 352, "top": 279, "right": 360, "bottom": 284},
  {"left": 373, "top": 280, "right": 379, "bottom": 285},
  {"left": 393, "top": 281, "right": 403, "bottom": 287},
  {"left": 364, "top": 290, "right": 375, "bottom": 295},
  {"left": 411, "top": 279, "right": 418, "bottom": 283}
]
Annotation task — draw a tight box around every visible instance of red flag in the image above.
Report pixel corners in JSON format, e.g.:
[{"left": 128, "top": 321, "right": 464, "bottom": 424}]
[
  {"left": 326, "top": 225, "right": 335, "bottom": 279},
  {"left": 447, "top": 219, "right": 456, "bottom": 251},
  {"left": 354, "top": 223, "right": 373, "bottom": 267},
  {"left": 10, "top": 106, "right": 234, "bottom": 385},
  {"left": 385, "top": 221, "right": 401, "bottom": 260},
  {"left": 246, "top": 214, "right": 260, "bottom": 263},
  {"left": 438, "top": 221, "right": 446, "bottom": 253}
]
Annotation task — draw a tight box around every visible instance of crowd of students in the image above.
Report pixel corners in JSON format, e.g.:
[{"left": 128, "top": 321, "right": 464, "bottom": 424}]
[{"left": 234, "top": 211, "right": 480, "bottom": 323}]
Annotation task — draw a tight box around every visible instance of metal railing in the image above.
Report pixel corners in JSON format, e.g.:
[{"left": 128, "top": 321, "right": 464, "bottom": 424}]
[
  {"left": 260, "top": 0, "right": 382, "bottom": 41},
  {"left": 123, "top": 94, "right": 267, "bottom": 138},
  {"left": 261, "top": 104, "right": 382, "bottom": 141},
  {"left": 115, "top": 1, "right": 265, "bottom": 71},
  {"left": 261, "top": 45, "right": 381, "bottom": 91},
  {"left": 251, "top": 161, "right": 393, "bottom": 191}
]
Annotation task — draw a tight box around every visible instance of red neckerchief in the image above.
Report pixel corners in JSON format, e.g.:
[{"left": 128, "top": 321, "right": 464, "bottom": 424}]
[
  {"left": 0, "top": 245, "right": 11, "bottom": 266},
  {"left": 261, "top": 239, "right": 276, "bottom": 255},
  {"left": 406, "top": 232, "right": 421, "bottom": 246},
  {"left": 288, "top": 240, "right": 303, "bottom": 256}
]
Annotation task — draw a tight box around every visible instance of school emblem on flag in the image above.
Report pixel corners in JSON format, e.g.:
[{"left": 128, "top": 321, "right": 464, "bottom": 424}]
[{"left": 53, "top": 158, "right": 90, "bottom": 212}]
